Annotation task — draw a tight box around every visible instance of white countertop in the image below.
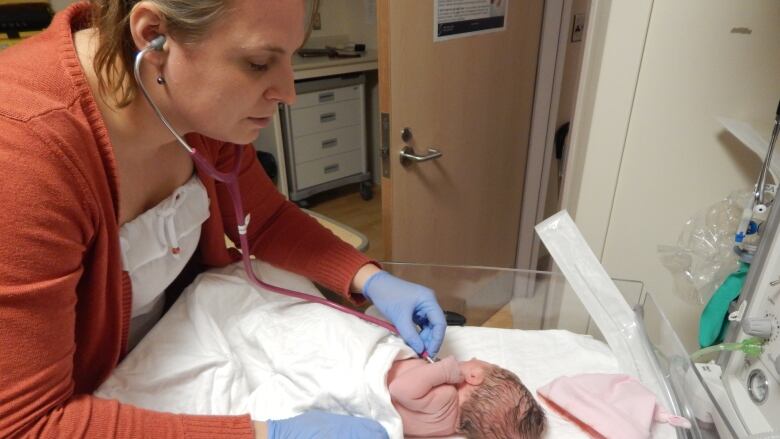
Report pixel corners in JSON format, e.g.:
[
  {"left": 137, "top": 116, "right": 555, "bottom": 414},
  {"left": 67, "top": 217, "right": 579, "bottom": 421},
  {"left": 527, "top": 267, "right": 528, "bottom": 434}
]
[{"left": 293, "top": 49, "right": 378, "bottom": 80}]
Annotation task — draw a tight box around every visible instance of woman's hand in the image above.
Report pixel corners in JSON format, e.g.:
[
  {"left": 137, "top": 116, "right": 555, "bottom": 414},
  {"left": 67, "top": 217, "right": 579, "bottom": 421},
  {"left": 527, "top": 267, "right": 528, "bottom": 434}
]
[
  {"left": 259, "top": 411, "right": 388, "bottom": 439},
  {"left": 360, "top": 269, "right": 447, "bottom": 357}
]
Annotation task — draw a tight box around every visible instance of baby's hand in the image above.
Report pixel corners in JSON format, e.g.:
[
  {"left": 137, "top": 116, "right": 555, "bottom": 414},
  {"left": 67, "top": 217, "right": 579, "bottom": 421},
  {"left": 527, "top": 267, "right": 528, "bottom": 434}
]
[{"left": 439, "top": 356, "right": 464, "bottom": 384}]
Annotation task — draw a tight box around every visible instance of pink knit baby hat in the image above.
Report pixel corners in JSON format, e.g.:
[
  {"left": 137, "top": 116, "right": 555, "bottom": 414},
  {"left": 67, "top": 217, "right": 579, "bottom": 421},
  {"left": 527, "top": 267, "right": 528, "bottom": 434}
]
[{"left": 537, "top": 373, "right": 691, "bottom": 439}]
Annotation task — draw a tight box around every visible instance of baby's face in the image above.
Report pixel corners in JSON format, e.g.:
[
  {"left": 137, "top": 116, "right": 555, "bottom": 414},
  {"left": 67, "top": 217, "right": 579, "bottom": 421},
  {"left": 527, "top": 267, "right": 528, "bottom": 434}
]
[{"left": 456, "top": 358, "right": 493, "bottom": 406}]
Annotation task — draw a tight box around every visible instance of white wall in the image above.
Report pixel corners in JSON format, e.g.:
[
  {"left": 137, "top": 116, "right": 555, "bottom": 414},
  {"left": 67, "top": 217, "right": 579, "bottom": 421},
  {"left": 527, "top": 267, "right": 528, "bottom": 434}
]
[{"left": 564, "top": 0, "right": 780, "bottom": 350}]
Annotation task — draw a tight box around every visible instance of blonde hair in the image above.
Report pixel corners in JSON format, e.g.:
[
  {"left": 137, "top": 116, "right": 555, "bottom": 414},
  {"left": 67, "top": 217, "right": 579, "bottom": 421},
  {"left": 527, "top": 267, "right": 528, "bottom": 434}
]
[
  {"left": 90, "top": 0, "right": 227, "bottom": 107},
  {"left": 456, "top": 366, "right": 547, "bottom": 439}
]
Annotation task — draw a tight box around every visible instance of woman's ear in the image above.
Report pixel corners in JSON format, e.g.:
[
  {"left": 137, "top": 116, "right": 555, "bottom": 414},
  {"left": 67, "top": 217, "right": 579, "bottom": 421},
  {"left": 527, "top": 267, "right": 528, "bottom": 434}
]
[{"left": 128, "top": 2, "right": 169, "bottom": 67}]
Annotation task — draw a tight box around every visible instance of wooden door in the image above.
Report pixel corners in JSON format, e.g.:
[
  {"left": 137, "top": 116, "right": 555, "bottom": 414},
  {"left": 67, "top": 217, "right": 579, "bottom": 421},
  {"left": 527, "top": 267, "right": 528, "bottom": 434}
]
[{"left": 379, "top": 0, "right": 544, "bottom": 267}]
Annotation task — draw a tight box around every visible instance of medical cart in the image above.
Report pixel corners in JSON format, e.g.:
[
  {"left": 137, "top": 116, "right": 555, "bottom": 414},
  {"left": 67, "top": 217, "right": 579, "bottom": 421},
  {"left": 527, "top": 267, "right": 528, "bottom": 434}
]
[{"left": 281, "top": 74, "right": 373, "bottom": 206}]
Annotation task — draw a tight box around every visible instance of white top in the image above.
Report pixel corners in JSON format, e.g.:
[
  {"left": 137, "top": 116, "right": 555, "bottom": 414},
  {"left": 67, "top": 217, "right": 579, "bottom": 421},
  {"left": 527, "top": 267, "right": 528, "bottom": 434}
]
[{"left": 119, "top": 175, "right": 210, "bottom": 350}]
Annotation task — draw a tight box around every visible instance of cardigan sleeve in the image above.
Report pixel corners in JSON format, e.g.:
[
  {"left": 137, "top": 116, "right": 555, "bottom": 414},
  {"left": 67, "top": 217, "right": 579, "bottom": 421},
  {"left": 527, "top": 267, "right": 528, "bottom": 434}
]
[
  {"left": 0, "top": 120, "right": 254, "bottom": 439},
  {"left": 213, "top": 141, "right": 377, "bottom": 298}
]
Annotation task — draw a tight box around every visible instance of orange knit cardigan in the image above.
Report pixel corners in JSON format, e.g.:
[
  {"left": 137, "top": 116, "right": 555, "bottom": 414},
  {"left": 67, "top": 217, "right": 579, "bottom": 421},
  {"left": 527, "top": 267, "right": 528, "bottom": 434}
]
[{"left": 0, "top": 3, "right": 372, "bottom": 437}]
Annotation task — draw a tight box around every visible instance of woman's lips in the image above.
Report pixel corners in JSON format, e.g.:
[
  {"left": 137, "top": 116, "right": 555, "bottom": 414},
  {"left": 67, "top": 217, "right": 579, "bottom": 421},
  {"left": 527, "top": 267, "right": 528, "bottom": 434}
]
[{"left": 247, "top": 117, "right": 271, "bottom": 128}]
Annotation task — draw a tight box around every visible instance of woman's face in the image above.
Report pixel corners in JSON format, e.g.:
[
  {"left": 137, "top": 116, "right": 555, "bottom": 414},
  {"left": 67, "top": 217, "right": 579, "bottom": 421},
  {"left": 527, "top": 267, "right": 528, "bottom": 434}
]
[{"left": 162, "top": 0, "right": 304, "bottom": 145}]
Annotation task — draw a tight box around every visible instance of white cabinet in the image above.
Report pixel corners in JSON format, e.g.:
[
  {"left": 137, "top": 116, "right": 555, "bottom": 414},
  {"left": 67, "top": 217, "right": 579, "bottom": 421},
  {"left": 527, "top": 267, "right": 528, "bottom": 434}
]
[{"left": 281, "top": 75, "right": 371, "bottom": 203}]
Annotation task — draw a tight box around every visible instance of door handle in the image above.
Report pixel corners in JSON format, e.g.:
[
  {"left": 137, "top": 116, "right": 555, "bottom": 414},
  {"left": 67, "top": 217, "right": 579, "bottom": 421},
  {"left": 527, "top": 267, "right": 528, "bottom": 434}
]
[{"left": 399, "top": 146, "right": 443, "bottom": 165}]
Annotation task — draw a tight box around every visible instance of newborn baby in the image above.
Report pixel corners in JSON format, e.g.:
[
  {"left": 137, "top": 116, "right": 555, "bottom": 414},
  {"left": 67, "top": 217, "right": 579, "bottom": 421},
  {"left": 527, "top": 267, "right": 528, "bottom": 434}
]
[
  {"left": 96, "top": 261, "right": 547, "bottom": 439},
  {"left": 388, "top": 356, "right": 546, "bottom": 438}
]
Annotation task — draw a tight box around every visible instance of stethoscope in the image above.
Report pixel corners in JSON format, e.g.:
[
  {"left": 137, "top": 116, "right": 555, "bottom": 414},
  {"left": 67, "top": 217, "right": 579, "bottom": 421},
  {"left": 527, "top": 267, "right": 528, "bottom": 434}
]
[{"left": 134, "top": 35, "right": 436, "bottom": 362}]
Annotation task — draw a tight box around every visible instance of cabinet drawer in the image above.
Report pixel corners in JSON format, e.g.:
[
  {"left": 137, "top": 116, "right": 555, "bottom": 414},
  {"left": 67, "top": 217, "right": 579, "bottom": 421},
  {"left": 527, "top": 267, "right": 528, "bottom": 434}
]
[
  {"left": 295, "top": 150, "right": 364, "bottom": 190},
  {"left": 292, "top": 125, "right": 363, "bottom": 165},
  {"left": 290, "top": 100, "right": 361, "bottom": 137},
  {"left": 292, "top": 85, "right": 362, "bottom": 110}
]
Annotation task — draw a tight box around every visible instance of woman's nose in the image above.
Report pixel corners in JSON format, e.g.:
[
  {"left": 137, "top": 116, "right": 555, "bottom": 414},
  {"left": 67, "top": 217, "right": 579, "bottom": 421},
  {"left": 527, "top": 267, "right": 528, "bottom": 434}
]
[{"left": 264, "top": 62, "right": 297, "bottom": 106}]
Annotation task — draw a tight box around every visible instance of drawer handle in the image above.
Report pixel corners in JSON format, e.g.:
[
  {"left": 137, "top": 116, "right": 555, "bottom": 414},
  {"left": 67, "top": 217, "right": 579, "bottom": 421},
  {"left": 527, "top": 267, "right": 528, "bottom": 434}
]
[
  {"left": 322, "top": 138, "right": 338, "bottom": 149},
  {"left": 320, "top": 112, "right": 337, "bottom": 123},
  {"left": 324, "top": 164, "right": 340, "bottom": 174},
  {"left": 318, "top": 92, "right": 335, "bottom": 103}
]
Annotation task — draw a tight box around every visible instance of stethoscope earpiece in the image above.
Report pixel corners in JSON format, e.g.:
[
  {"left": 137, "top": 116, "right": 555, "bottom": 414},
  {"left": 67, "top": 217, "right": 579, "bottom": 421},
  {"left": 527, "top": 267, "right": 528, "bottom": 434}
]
[{"left": 148, "top": 35, "right": 166, "bottom": 51}]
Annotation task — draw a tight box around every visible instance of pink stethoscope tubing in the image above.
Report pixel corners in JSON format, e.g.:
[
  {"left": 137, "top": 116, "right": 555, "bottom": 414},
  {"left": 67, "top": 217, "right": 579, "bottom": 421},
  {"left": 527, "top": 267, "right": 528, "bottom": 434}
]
[
  {"left": 133, "top": 37, "right": 434, "bottom": 361},
  {"left": 192, "top": 145, "right": 401, "bottom": 335}
]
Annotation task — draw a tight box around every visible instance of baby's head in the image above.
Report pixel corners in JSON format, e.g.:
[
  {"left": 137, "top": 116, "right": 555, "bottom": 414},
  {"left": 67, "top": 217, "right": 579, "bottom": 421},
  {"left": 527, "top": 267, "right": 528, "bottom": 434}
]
[{"left": 455, "top": 359, "right": 546, "bottom": 439}]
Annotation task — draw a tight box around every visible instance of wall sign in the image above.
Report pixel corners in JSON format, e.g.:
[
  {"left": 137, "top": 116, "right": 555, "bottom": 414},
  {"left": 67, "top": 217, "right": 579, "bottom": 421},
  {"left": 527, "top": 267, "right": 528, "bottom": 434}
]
[{"left": 435, "top": 0, "right": 507, "bottom": 41}]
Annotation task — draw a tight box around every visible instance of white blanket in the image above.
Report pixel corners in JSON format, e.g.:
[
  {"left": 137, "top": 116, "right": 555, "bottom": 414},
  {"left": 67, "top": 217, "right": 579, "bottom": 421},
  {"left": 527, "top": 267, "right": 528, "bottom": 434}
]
[{"left": 96, "top": 261, "right": 645, "bottom": 439}]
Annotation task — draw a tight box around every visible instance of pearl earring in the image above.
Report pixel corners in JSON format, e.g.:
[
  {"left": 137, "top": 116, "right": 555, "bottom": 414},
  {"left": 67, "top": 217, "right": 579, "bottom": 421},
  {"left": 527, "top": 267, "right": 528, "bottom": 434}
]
[{"left": 156, "top": 76, "right": 166, "bottom": 85}]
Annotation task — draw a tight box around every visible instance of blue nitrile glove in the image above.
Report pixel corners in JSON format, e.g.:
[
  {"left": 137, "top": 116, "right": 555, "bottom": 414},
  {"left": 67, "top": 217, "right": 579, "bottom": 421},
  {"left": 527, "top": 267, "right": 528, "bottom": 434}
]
[
  {"left": 363, "top": 270, "right": 447, "bottom": 357},
  {"left": 267, "top": 410, "right": 388, "bottom": 439}
]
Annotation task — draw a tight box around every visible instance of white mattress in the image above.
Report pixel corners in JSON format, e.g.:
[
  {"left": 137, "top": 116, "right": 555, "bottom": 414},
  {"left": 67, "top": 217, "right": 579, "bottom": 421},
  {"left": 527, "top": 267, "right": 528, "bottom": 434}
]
[{"left": 95, "top": 261, "right": 673, "bottom": 438}]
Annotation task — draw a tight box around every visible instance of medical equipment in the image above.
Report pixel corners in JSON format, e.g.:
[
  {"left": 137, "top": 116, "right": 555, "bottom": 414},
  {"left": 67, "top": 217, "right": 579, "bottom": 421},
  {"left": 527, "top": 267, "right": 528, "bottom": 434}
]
[
  {"left": 752, "top": 101, "right": 780, "bottom": 211},
  {"left": 688, "top": 101, "right": 780, "bottom": 438},
  {"left": 735, "top": 102, "right": 780, "bottom": 251},
  {"left": 689, "top": 337, "right": 763, "bottom": 362},
  {"left": 132, "top": 36, "right": 436, "bottom": 361},
  {"left": 658, "top": 191, "right": 745, "bottom": 304},
  {"left": 699, "top": 262, "right": 750, "bottom": 348},
  {"left": 698, "top": 190, "right": 780, "bottom": 437}
]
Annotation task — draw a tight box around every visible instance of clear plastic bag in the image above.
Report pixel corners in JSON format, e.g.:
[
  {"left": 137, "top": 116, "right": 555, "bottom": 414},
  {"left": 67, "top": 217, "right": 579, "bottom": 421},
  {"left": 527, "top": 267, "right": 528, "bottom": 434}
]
[{"left": 658, "top": 190, "right": 750, "bottom": 304}]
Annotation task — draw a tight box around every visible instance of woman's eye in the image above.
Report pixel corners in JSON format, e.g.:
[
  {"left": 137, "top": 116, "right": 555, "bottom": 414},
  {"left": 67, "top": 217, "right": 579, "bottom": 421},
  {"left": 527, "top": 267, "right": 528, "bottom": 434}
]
[{"left": 249, "top": 62, "right": 269, "bottom": 72}]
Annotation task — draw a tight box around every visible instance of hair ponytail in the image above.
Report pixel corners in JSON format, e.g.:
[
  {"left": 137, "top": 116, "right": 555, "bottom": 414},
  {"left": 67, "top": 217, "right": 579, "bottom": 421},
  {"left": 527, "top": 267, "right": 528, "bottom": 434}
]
[{"left": 90, "top": 0, "right": 136, "bottom": 107}]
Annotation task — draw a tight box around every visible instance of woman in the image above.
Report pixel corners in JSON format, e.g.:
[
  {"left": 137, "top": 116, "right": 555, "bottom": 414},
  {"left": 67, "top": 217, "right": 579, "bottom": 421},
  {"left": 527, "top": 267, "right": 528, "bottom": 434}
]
[{"left": 0, "top": 0, "right": 447, "bottom": 437}]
